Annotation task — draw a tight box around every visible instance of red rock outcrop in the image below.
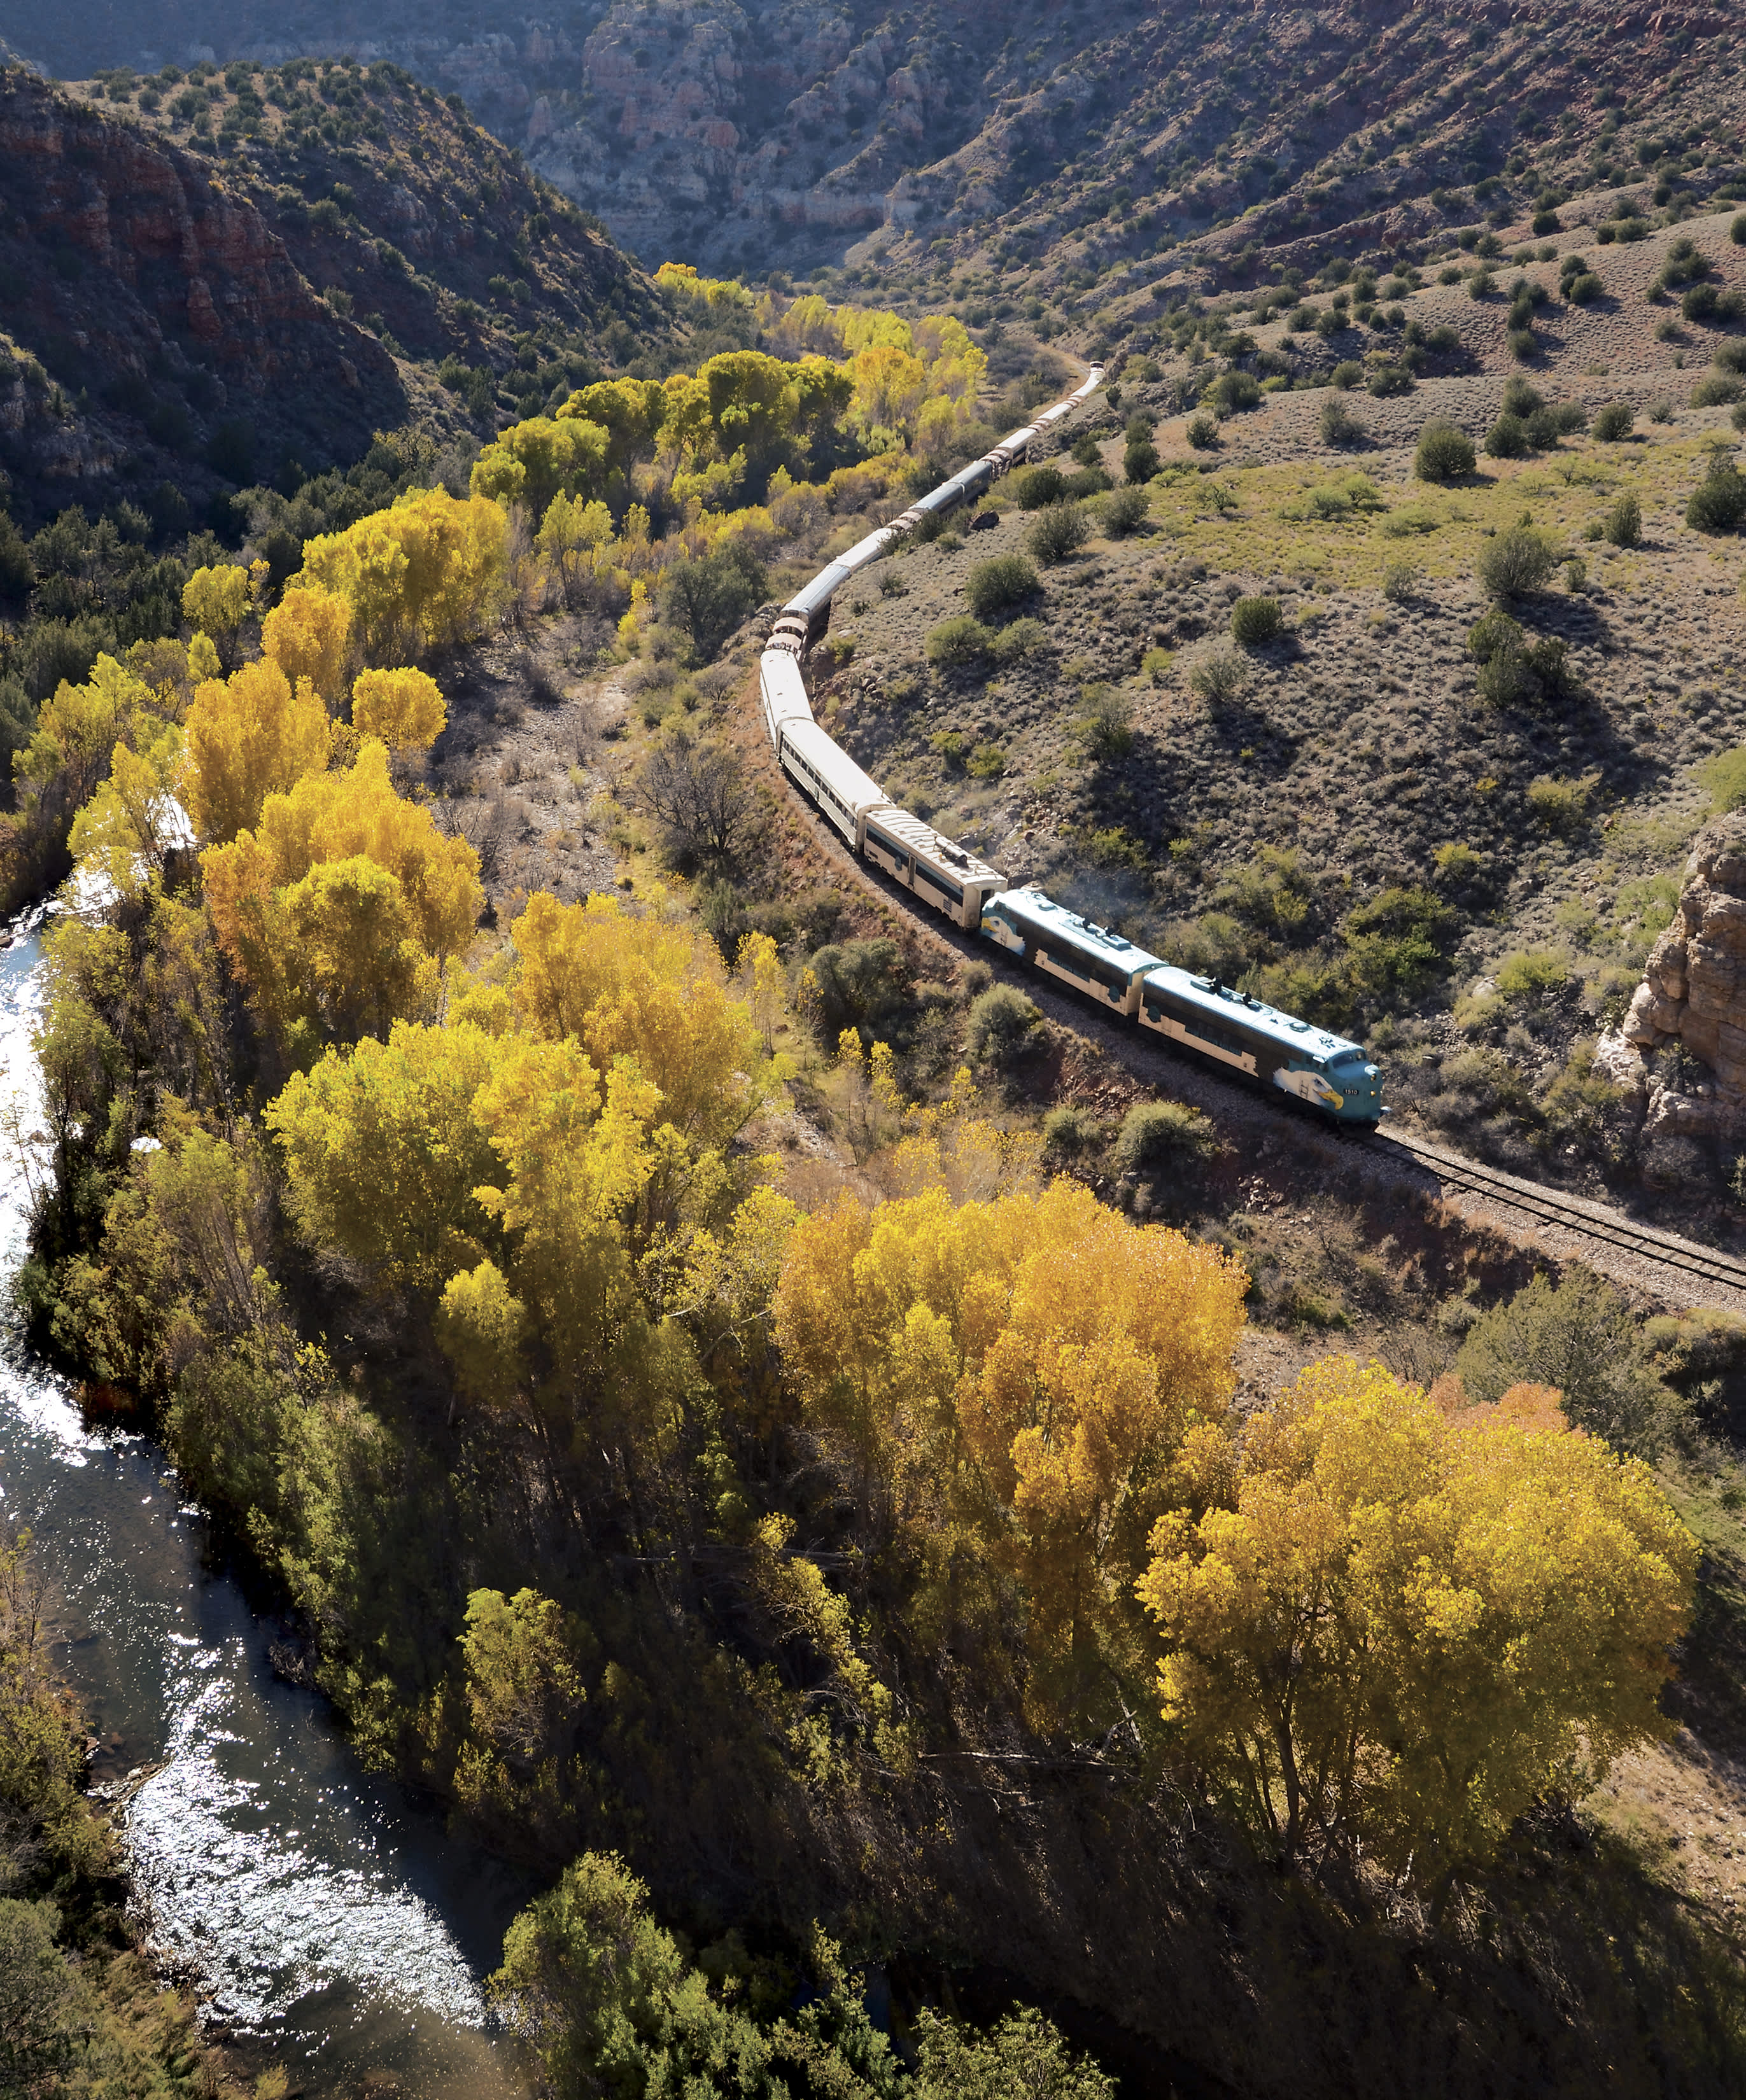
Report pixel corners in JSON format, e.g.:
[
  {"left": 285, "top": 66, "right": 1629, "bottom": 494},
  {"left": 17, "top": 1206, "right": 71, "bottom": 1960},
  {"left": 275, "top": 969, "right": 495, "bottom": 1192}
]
[{"left": 0, "top": 67, "right": 403, "bottom": 514}]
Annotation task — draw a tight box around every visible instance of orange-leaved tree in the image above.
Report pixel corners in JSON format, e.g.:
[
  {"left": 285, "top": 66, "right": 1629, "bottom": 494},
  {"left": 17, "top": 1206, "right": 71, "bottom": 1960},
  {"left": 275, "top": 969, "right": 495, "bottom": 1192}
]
[{"left": 1136, "top": 1357, "right": 1698, "bottom": 1891}]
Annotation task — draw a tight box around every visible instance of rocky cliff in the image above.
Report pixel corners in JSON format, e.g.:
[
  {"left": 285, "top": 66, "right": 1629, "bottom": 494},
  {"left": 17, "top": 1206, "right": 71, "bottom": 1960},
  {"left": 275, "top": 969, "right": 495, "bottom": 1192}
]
[
  {"left": 26, "top": 0, "right": 1746, "bottom": 307},
  {"left": 0, "top": 66, "right": 404, "bottom": 521},
  {"left": 1605, "top": 815, "right": 1746, "bottom": 1151}
]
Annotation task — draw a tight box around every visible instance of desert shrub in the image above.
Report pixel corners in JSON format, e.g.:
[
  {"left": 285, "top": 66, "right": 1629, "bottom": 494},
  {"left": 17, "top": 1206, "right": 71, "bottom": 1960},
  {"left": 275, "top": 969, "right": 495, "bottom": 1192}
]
[
  {"left": 1591, "top": 400, "right": 1633, "bottom": 441},
  {"left": 1341, "top": 885, "right": 1458, "bottom": 1004},
  {"left": 1381, "top": 559, "right": 1418, "bottom": 603},
  {"left": 1454, "top": 1266, "right": 1679, "bottom": 1453},
  {"left": 1506, "top": 327, "right": 1538, "bottom": 362},
  {"left": 1204, "top": 370, "right": 1262, "bottom": 417},
  {"left": 964, "top": 554, "right": 1038, "bottom": 619},
  {"left": 965, "top": 983, "right": 1045, "bottom": 1068},
  {"left": 1526, "top": 773, "right": 1598, "bottom": 835},
  {"left": 1432, "top": 841, "right": 1489, "bottom": 899},
  {"left": 1188, "top": 649, "right": 1249, "bottom": 704},
  {"left": 1485, "top": 412, "right": 1530, "bottom": 459},
  {"left": 1701, "top": 745, "right": 1746, "bottom": 813},
  {"left": 1716, "top": 339, "right": 1746, "bottom": 375},
  {"left": 1185, "top": 412, "right": 1220, "bottom": 450},
  {"left": 1468, "top": 605, "right": 1523, "bottom": 659},
  {"left": 1692, "top": 376, "right": 1745, "bottom": 408},
  {"left": 1414, "top": 418, "right": 1474, "bottom": 482},
  {"left": 1320, "top": 395, "right": 1367, "bottom": 447},
  {"left": 1477, "top": 526, "right": 1558, "bottom": 599},
  {"left": 1041, "top": 1103, "right": 1097, "bottom": 1158},
  {"left": 992, "top": 616, "right": 1048, "bottom": 663},
  {"left": 1113, "top": 1099, "right": 1216, "bottom": 1176},
  {"left": 1366, "top": 362, "right": 1415, "bottom": 397},
  {"left": 1502, "top": 376, "right": 1543, "bottom": 417},
  {"left": 1123, "top": 427, "right": 1161, "bottom": 483},
  {"left": 1075, "top": 684, "right": 1135, "bottom": 760},
  {"left": 926, "top": 615, "right": 994, "bottom": 668},
  {"left": 808, "top": 938, "right": 911, "bottom": 1039},
  {"left": 1734, "top": 213, "right": 1746, "bottom": 245},
  {"left": 1230, "top": 596, "right": 1283, "bottom": 647},
  {"left": 1686, "top": 449, "right": 1746, "bottom": 533},
  {"left": 1026, "top": 501, "right": 1091, "bottom": 564},
  {"left": 1682, "top": 281, "right": 1723, "bottom": 323},
  {"left": 1564, "top": 270, "right": 1603, "bottom": 304},
  {"left": 1496, "top": 948, "right": 1570, "bottom": 998},
  {"left": 1010, "top": 464, "right": 1066, "bottom": 510},
  {"left": 1100, "top": 484, "right": 1151, "bottom": 536},
  {"left": 1603, "top": 491, "right": 1642, "bottom": 547}
]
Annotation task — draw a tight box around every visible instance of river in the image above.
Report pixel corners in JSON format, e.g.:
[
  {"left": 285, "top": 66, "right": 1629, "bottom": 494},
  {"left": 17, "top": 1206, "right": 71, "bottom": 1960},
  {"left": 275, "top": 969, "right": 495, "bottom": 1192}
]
[{"left": 0, "top": 913, "right": 530, "bottom": 2098}]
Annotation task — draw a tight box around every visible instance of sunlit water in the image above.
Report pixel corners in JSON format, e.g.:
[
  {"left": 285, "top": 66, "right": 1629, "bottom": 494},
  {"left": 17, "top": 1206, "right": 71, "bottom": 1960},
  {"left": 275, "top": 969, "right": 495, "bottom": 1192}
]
[{"left": 0, "top": 915, "right": 529, "bottom": 2096}]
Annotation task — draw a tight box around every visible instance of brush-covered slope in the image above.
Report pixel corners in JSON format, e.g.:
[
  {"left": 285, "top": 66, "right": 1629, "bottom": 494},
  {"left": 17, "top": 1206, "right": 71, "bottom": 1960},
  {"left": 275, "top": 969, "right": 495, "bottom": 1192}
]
[
  {"left": 0, "top": 59, "right": 672, "bottom": 530},
  {"left": 23, "top": 2, "right": 1746, "bottom": 307}
]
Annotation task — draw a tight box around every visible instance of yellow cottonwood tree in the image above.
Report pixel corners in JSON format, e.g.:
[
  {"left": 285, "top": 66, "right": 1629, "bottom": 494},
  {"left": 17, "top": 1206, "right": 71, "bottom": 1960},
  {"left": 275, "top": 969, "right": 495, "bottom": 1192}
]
[
  {"left": 181, "top": 563, "right": 251, "bottom": 669},
  {"left": 470, "top": 1037, "right": 689, "bottom": 1466},
  {"left": 774, "top": 1181, "right": 1247, "bottom": 1672},
  {"left": 267, "top": 1018, "right": 501, "bottom": 1290},
  {"left": 299, "top": 489, "right": 507, "bottom": 664},
  {"left": 352, "top": 667, "right": 447, "bottom": 751},
  {"left": 1136, "top": 1357, "right": 1699, "bottom": 1884},
  {"left": 262, "top": 580, "right": 355, "bottom": 705},
  {"left": 511, "top": 892, "right": 766, "bottom": 1150},
  {"left": 202, "top": 741, "right": 482, "bottom": 1044},
  {"left": 185, "top": 657, "right": 330, "bottom": 846},
  {"left": 470, "top": 416, "right": 610, "bottom": 521},
  {"left": 536, "top": 493, "right": 614, "bottom": 609}
]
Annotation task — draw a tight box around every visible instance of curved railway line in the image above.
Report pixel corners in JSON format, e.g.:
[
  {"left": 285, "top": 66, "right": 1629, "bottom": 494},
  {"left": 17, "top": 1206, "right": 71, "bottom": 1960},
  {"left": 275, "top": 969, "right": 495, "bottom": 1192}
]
[
  {"left": 750, "top": 361, "right": 1746, "bottom": 1310},
  {"left": 1374, "top": 1129, "right": 1746, "bottom": 1299}
]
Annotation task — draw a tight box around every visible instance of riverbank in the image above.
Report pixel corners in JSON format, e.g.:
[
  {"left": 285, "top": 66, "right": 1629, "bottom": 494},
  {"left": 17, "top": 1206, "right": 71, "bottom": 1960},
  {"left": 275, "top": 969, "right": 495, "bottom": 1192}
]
[{"left": 0, "top": 916, "right": 532, "bottom": 2098}]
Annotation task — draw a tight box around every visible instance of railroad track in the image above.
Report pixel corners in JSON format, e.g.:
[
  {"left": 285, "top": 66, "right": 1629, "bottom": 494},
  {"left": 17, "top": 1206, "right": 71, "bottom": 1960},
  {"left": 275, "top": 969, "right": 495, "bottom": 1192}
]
[{"left": 1376, "top": 1128, "right": 1746, "bottom": 1299}]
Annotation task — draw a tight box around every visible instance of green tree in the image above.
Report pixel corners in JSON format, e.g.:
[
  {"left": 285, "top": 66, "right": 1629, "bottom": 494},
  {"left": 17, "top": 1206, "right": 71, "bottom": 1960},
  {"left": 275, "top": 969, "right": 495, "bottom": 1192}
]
[
  {"left": 1454, "top": 1265, "right": 1681, "bottom": 1453},
  {"left": 911, "top": 2007, "right": 1116, "bottom": 2100},
  {"left": 661, "top": 542, "right": 768, "bottom": 663}
]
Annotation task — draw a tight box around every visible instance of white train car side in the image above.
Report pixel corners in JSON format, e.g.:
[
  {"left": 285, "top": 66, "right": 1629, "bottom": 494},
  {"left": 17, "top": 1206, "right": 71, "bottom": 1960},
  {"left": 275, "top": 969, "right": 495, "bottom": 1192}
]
[
  {"left": 776, "top": 717, "right": 890, "bottom": 850},
  {"left": 862, "top": 804, "right": 1004, "bottom": 931}
]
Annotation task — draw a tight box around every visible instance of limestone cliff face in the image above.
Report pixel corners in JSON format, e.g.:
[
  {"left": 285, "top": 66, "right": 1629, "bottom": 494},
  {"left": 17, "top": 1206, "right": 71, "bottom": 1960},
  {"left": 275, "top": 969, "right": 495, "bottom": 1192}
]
[{"left": 1605, "top": 814, "right": 1746, "bottom": 1142}]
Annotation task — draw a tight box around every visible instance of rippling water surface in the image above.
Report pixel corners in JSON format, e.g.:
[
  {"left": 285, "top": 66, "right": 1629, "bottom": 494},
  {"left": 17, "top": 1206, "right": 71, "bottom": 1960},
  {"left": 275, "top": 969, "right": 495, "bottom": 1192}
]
[{"left": 0, "top": 918, "right": 528, "bottom": 2096}]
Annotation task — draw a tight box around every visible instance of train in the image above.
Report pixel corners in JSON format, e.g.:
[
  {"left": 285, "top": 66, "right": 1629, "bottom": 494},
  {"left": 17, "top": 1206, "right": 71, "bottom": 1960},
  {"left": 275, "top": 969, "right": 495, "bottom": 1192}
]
[{"left": 756, "top": 365, "right": 1387, "bottom": 1128}]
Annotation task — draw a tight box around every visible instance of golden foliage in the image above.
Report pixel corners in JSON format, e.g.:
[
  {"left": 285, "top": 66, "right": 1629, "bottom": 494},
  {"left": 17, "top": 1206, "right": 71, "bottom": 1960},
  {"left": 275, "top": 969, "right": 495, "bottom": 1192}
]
[
  {"left": 298, "top": 488, "right": 508, "bottom": 664},
  {"left": 352, "top": 666, "right": 447, "bottom": 750},
  {"left": 261, "top": 580, "right": 355, "bottom": 705},
  {"left": 202, "top": 741, "right": 481, "bottom": 1044},
  {"left": 185, "top": 656, "right": 330, "bottom": 846},
  {"left": 775, "top": 1180, "right": 1248, "bottom": 1666},
  {"left": 511, "top": 892, "right": 766, "bottom": 1149},
  {"left": 1137, "top": 1357, "right": 1699, "bottom": 1877}
]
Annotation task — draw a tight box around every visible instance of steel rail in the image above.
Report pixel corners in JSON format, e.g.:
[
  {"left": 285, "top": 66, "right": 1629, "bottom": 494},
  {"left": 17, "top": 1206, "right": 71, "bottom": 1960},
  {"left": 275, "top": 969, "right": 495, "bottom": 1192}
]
[{"left": 1375, "top": 1128, "right": 1746, "bottom": 1296}]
